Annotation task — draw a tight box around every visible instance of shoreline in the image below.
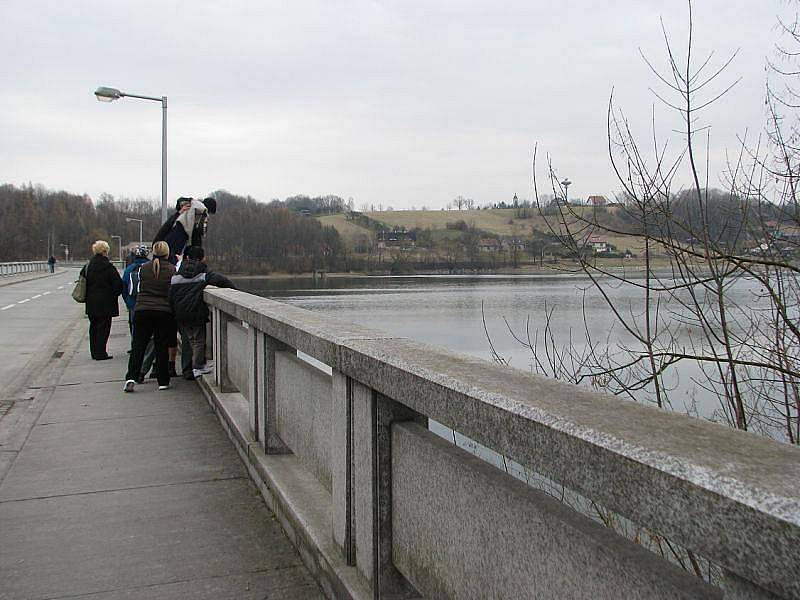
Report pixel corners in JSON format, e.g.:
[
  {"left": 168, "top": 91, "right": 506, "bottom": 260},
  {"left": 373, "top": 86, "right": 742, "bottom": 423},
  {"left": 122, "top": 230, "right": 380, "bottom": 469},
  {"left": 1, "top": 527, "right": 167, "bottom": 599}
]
[{"left": 228, "top": 263, "right": 701, "bottom": 280}]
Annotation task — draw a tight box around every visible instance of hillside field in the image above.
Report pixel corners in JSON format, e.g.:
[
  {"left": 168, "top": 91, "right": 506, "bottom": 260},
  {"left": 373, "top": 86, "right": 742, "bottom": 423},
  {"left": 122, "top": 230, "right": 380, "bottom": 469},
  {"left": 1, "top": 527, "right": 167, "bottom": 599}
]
[{"left": 318, "top": 208, "right": 647, "bottom": 254}]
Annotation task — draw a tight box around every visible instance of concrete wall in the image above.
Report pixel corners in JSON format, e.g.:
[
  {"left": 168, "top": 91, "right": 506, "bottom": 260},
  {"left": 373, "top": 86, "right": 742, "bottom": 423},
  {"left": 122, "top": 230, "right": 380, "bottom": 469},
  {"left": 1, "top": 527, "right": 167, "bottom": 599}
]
[
  {"left": 203, "top": 288, "right": 800, "bottom": 600},
  {"left": 225, "top": 320, "right": 249, "bottom": 400},
  {"left": 391, "top": 422, "right": 718, "bottom": 599},
  {"left": 275, "top": 351, "right": 333, "bottom": 493}
]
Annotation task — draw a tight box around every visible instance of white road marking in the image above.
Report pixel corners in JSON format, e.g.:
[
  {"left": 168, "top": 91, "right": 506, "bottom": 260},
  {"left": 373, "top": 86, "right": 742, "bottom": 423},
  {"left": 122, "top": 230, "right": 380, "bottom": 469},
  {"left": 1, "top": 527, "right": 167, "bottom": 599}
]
[
  {"left": 57, "top": 286, "right": 65, "bottom": 290},
  {"left": 32, "top": 294, "right": 42, "bottom": 299},
  {"left": 1, "top": 304, "right": 14, "bottom": 310},
  {"left": 17, "top": 299, "right": 30, "bottom": 304},
  {"left": 42, "top": 291, "right": 51, "bottom": 296}
]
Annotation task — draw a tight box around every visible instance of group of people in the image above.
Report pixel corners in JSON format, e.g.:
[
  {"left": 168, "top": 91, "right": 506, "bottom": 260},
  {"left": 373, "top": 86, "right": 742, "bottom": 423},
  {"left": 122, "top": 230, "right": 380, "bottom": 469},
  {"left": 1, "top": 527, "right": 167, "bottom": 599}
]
[{"left": 81, "top": 196, "right": 236, "bottom": 392}]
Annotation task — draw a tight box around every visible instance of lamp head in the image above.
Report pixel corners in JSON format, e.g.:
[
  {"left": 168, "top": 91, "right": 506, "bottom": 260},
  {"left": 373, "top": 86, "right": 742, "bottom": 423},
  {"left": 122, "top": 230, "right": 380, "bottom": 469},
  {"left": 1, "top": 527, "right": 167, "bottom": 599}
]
[{"left": 95, "top": 86, "right": 122, "bottom": 102}]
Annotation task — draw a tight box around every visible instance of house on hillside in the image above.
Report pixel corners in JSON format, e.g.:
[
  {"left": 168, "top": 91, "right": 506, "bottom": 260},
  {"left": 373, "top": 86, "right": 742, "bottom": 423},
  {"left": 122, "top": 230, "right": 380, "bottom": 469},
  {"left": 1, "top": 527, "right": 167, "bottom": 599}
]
[
  {"left": 586, "top": 235, "right": 613, "bottom": 254},
  {"left": 587, "top": 195, "right": 608, "bottom": 207},
  {"left": 478, "top": 238, "right": 502, "bottom": 253},
  {"left": 769, "top": 222, "right": 800, "bottom": 243},
  {"left": 377, "top": 228, "right": 416, "bottom": 249},
  {"left": 503, "top": 238, "right": 526, "bottom": 251}
]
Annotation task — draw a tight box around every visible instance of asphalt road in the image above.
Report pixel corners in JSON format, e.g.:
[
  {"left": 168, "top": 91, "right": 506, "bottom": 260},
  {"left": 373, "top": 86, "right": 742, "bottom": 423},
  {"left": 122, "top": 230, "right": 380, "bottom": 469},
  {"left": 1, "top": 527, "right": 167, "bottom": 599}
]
[{"left": 0, "top": 270, "right": 85, "bottom": 401}]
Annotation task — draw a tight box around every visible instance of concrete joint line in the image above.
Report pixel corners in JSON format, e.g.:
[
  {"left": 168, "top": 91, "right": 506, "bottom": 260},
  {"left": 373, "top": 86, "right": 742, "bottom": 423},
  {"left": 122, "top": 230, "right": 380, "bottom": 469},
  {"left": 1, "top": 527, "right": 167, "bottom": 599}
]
[{"left": 0, "top": 475, "right": 248, "bottom": 505}]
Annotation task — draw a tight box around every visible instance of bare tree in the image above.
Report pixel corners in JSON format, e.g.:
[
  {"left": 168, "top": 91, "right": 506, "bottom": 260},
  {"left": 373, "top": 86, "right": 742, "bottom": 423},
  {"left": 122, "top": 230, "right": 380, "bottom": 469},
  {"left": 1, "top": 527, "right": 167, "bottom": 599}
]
[
  {"left": 480, "top": 2, "right": 800, "bottom": 582},
  {"left": 518, "top": 1, "right": 800, "bottom": 444}
]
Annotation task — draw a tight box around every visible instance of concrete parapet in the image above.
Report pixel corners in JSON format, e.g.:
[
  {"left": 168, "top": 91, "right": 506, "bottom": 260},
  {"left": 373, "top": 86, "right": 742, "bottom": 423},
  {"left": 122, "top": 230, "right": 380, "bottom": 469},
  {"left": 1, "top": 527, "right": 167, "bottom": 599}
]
[
  {"left": 275, "top": 351, "right": 334, "bottom": 493},
  {"left": 391, "top": 422, "right": 719, "bottom": 599},
  {"left": 205, "top": 287, "right": 800, "bottom": 600}
]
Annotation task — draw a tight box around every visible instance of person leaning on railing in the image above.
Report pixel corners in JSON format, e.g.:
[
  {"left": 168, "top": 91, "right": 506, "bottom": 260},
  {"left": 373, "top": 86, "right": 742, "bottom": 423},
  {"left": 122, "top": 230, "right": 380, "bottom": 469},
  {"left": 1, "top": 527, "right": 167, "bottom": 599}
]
[{"left": 169, "top": 245, "right": 236, "bottom": 380}]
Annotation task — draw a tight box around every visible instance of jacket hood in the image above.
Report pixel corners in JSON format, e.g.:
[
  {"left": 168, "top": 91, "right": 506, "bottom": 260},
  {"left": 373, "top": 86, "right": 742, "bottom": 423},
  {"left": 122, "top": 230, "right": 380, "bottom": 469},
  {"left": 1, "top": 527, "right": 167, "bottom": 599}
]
[{"left": 178, "top": 258, "right": 207, "bottom": 279}]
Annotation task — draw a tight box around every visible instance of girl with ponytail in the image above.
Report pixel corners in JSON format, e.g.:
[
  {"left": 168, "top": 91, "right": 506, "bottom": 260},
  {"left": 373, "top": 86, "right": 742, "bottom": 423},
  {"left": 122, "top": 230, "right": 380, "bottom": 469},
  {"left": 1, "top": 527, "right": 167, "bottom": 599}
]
[{"left": 124, "top": 241, "right": 177, "bottom": 392}]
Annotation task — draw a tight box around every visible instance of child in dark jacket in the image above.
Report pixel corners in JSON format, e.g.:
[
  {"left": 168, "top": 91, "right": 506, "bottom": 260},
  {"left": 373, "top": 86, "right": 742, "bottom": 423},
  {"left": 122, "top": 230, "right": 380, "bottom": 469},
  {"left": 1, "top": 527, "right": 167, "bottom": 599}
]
[{"left": 169, "top": 246, "right": 236, "bottom": 378}]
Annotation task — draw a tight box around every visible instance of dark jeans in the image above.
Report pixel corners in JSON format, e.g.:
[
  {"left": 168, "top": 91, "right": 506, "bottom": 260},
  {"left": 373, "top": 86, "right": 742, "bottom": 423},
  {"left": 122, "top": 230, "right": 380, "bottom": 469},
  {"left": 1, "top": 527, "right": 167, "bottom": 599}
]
[
  {"left": 126, "top": 311, "right": 172, "bottom": 386},
  {"left": 177, "top": 322, "right": 207, "bottom": 370},
  {"left": 128, "top": 309, "right": 155, "bottom": 376},
  {"left": 88, "top": 316, "right": 112, "bottom": 359}
]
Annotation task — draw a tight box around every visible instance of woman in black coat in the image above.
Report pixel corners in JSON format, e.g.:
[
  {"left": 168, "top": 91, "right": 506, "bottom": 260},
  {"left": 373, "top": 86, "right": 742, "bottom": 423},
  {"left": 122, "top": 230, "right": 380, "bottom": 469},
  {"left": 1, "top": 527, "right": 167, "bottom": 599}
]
[{"left": 84, "top": 240, "right": 123, "bottom": 360}]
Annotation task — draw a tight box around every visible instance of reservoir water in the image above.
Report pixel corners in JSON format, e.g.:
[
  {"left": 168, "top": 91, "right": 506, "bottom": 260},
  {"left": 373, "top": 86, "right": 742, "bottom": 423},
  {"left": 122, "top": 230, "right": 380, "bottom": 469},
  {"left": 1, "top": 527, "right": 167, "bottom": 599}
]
[{"left": 235, "top": 273, "right": 780, "bottom": 430}]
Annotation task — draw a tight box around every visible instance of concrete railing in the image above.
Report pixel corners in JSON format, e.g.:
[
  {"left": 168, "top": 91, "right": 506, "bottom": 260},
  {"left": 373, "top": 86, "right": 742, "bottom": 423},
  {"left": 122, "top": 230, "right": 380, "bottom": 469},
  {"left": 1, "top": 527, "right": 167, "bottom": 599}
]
[
  {"left": 0, "top": 261, "right": 50, "bottom": 276},
  {"left": 202, "top": 287, "right": 800, "bottom": 600}
]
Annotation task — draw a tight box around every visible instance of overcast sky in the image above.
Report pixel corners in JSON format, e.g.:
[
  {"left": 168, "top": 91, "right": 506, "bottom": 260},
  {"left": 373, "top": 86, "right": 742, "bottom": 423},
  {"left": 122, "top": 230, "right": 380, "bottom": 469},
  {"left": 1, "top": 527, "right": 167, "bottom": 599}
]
[{"left": 0, "top": 1, "right": 791, "bottom": 209}]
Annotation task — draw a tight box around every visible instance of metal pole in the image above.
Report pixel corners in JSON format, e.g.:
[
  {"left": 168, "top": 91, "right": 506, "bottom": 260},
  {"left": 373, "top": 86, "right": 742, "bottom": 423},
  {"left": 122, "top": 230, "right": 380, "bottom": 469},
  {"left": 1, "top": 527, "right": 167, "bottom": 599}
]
[
  {"left": 139, "top": 221, "right": 143, "bottom": 246},
  {"left": 161, "top": 96, "right": 168, "bottom": 223},
  {"left": 111, "top": 235, "right": 122, "bottom": 262}
]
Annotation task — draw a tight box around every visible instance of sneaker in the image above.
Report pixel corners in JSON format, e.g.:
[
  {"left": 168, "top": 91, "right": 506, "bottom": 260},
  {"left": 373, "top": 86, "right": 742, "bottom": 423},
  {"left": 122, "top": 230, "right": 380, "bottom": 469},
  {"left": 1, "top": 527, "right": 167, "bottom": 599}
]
[
  {"left": 158, "top": 384, "right": 171, "bottom": 391},
  {"left": 196, "top": 364, "right": 214, "bottom": 375},
  {"left": 123, "top": 379, "right": 135, "bottom": 393},
  {"left": 192, "top": 369, "right": 203, "bottom": 379}
]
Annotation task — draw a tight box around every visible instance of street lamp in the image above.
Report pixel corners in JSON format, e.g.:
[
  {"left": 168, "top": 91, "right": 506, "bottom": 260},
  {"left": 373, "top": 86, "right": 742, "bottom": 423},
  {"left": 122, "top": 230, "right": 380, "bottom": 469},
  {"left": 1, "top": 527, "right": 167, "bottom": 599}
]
[
  {"left": 110, "top": 235, "right": 122, "bottom": 262},
  {"left": 561, "top": 178, "right": 572, "bottom": 205},
  {"left": 126, "top": 217, "right": 143, "bottom": 245},
  {"left": 94, "top": 86, "right": 168, "bottom": 222},
  {"left": 60, "top": 243, "right": 70, "bottom": 263}
]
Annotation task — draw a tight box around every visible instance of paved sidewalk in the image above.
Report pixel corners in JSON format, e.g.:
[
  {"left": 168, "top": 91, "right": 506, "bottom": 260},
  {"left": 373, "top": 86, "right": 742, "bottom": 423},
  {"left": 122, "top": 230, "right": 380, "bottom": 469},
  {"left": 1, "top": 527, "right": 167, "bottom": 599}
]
[{"left": 0, "top": 317, "right": 323, "bottom": 599}]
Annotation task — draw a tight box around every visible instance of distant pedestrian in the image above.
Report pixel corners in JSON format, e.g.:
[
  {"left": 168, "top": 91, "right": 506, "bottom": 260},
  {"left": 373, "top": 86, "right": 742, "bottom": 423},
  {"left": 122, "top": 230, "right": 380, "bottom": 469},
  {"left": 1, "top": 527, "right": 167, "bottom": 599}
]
[
  {"left": 84, "top": 240, "right": 123, "bottom": 360},
  {"left": 47, "top": 255, "right": 56, "bottom": 273},
  {"left": 169, "top": 245, "right": 236, "bottom": 379},
  {"left": 124, "top": 241, "right": 177, "bottom": 392}
]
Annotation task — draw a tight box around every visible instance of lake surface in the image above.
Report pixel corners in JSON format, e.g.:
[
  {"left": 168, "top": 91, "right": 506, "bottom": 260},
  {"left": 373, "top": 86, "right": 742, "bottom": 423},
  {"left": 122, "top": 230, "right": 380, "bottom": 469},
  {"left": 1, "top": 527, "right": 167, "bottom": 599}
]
[{"left": 235, "top": 273, "right": 776, "bottom": 424}]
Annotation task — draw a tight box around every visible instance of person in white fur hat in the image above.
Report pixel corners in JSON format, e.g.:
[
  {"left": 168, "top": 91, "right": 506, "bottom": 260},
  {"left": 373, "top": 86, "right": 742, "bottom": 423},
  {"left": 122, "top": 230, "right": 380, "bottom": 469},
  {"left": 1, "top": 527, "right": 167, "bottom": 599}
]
[{"left": 153, "top": 196, "right": 216, "bottom": 264}]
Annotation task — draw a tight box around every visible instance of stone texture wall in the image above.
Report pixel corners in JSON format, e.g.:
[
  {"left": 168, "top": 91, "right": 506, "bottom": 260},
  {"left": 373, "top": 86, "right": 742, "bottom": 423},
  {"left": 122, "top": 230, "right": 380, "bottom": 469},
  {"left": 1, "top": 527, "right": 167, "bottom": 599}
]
[
  {"left": 391, "top": 422, "right": 718, "bottom": 599},
  {"left": 275, "top": 351, "right": 333, "bottom": 493},
  {"left": 225, "top": 320, "right": 249, "bottom": 400}
]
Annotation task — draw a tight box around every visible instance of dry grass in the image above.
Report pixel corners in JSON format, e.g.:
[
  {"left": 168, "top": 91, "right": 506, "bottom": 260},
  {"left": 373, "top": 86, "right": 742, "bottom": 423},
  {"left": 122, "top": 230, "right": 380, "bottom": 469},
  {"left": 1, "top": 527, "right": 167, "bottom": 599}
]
[
  {"left": 318, "top": 208, "right": 650, "bottom": 254},
  {"left": 318, "top": 214, "right": 373, "bottom": 244}
]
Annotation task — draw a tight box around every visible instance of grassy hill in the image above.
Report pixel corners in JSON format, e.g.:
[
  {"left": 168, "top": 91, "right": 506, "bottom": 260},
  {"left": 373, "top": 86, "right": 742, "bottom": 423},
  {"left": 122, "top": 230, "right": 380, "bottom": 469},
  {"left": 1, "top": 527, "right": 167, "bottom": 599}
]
[{"left": 318, "top": 208, "right": 647, "bottom": 254}]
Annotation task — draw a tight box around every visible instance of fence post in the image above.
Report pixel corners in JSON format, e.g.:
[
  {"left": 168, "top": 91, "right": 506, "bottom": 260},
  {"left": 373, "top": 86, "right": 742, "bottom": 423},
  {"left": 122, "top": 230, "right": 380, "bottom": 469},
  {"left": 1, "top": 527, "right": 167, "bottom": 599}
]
[
  {"left": 332, "top": 372, "right": 355, "bottom": 565},
  {"left": 212, "top": 307, "right": 237, "bottom": 393},
  {"left": 351, "top": 389, "right": 423, "bottom": 596},
  {"left": 262, "top": 334, "right": 293, "bottom": 454},
  {"left": 246, "top": 323, "right": 258, "bottom": 437}
]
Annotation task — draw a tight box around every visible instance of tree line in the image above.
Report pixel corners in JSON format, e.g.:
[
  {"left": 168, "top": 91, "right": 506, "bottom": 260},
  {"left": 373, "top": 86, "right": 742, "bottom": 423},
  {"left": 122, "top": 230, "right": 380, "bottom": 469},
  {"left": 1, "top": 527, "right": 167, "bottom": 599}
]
[{"left": 0, "top": 183, "right": 344, "bottom": 273}]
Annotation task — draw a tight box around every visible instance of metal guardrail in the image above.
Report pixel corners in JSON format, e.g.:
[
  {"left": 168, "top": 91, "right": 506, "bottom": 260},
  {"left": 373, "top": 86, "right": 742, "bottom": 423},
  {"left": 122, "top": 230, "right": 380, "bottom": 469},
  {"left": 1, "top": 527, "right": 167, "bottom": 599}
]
[{"left": 0, "top": 262, "right": 50, "bottom": 277}]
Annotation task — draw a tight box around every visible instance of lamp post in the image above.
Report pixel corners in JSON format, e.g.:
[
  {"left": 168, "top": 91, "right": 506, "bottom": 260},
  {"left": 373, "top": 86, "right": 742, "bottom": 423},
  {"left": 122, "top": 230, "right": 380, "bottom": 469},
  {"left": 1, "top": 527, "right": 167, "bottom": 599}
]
[
  {"left": 561, "top": 178, "right": 572, "bottom": 205},
  {"left": 110, "top": 235, "right": 122, "bottom": 262},
  {"left": 126, "top": 217, "right": 143, "bottom": 245},
  {"left": 94, "top": 86, "right": 168, "bottom": 222},
  {"left": 60, "top": 244, "right": 70, "bottom": 263}
]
